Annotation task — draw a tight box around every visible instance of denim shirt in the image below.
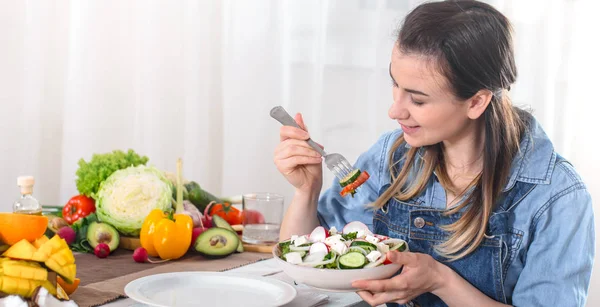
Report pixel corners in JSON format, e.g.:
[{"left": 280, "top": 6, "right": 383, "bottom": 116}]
[{"left": 317, "top": 117, "right": 595, "bottom": 306}]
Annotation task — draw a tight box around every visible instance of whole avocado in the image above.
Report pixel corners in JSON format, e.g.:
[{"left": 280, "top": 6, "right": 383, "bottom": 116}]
[{"left": 185, "top": 181, "right": 222, "bottom": 212}]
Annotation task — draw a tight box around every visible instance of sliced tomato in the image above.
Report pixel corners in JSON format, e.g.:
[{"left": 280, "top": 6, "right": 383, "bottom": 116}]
[
  {"left": 340, "top": 186, "right": 355, "bottom": 197},
  {"left": 383, "top": 256, "right": 392, "bottom": 265},
  {"left": 340, "top": 171, "right": 370, "bottom": 197}
]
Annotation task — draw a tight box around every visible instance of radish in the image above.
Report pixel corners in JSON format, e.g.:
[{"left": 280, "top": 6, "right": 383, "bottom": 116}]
[
  {"left": 191, "top": 227, "right": 207, "bottom": 246},
  {"left": 303, "top": 243, "right": 333, "bottom": 265},
  {"left": 202, "top": 202, "right": 216, "bottom": 228},
  {"left": 133, "top": 247, "right": 149, "bottom": 263},
  {"left": 309, "top": 242, "right": 329, "bottom": 255},
  {"left": 57, "top": 226, "right": 76, "bottom": 246},
  {"left": 201, "top": 215, "right": 213, "bottom": 228},
  {"left": 309, "top": 226, "right": 329, "bottom": 243},
  {"left": 342, "top": 221, "right": 373, "bottom": 236},
  {"left": 94, "top": 243, "right": 110, "bottom": 258},
  {"left": 133, "top": 247, "right": 170, "bottom": 264}
]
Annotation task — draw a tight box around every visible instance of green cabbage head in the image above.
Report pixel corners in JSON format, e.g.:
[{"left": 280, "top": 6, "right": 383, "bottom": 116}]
[{"left": 95, "top": 165, "right": 173, "bottom": 236}]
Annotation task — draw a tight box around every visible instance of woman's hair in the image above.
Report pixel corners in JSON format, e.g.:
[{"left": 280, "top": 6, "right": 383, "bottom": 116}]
[{"left": 373, "top": 0, "right": 528, "bottom": 261}]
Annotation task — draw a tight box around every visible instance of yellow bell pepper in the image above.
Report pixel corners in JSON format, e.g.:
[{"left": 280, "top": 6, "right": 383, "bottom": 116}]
[
  {"left": 140, "top": 210, "right": 192, "bottom": 260},
  {"left": 140, "top": 158, "right": 193, "bottom": 260},
  {"left": 139, "top": 210, "right": 165, "bottom": 257}
]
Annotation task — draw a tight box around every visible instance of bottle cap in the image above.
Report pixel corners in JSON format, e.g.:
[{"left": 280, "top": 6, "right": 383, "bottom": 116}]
[{"left": 17, "top": 176, "right": 35, "bottom": 194}]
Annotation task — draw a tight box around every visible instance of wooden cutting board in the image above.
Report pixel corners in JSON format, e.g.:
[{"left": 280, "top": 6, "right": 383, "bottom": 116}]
[
  {"left": 118, "top": 236, "right": 143, "bottom": 251},
  {"left": 119, "top": 232, "right": 276, "bottom": 254}
]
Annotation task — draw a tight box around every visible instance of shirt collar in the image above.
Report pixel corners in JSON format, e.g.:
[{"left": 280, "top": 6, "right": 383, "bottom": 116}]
[{"left": 502, "top": 117, "right": 556, "bottom": 192}]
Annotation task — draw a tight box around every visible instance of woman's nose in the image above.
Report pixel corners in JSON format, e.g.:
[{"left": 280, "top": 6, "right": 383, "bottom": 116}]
[{"left": 388, "top": 93, "right": 410, "bottom": 120}]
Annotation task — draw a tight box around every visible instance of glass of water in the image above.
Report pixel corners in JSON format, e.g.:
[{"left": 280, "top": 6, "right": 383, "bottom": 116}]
[{"left": 242, "top": 193, "right": 284, "bottom": 245}]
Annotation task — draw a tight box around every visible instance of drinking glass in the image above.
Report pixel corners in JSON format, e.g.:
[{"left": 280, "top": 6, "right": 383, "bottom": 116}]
[{"left": 242, "top": 193, "right": 284, "bottom": 245}]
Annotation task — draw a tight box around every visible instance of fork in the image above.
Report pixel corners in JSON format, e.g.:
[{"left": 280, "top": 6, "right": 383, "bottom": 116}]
[{"left": 270, "top": 106, "right": 355, "bottom": 180}]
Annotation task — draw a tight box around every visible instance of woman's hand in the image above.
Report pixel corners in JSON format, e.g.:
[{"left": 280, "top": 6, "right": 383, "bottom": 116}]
[
  {"left": 273, "top": 113, "right": 323, "bottom": 193},
  {"left": 352, "top": 251, "right": 445, "bottom": 306}
]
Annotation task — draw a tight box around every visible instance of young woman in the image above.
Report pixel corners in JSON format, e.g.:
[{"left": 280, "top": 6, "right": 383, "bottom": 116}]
[{"left": 274, "top": 1, "right": 594, "bottom": 306}]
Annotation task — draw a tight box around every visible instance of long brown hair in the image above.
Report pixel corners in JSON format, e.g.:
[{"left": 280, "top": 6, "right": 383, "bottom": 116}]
[{"left": 373, "top": 1, "right": 527, "bottom": 261}]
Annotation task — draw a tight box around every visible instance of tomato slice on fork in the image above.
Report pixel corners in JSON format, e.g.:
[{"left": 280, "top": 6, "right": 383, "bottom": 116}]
[{"left": 339, "top": 171, "right": 370, "bottom": 197}]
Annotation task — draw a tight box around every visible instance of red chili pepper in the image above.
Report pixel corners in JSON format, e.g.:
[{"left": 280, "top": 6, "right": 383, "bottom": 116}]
[
  {"left": 340, "top": 171, "right": 370, "bottom": 197},
  {"left": 62, "top": 195, "right": 96, "bottom": 224}
]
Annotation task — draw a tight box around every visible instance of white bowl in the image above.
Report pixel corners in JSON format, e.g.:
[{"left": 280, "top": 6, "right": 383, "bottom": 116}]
[{"left": 272, "top": 245, "right": 403, "bottom": 292}]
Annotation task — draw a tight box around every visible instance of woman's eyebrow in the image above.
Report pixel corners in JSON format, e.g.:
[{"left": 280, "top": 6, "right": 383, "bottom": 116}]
[
  {"left": 406, "top": 88, "right": 429, "bottom": 96},
  {"left": 388, "top": 62, "right": 395, "bottom": 83},
  {"left": 389, "top": 63, "right": 429, "bottom": 97}
]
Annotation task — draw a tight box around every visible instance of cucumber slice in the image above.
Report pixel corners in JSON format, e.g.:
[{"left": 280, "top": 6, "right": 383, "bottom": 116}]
[
  {"left": 339, "top": 252, "right": 367, "bottom": 269},
  {"left": 349, "top": 246, "right": 369, "bottom": 255},
  {"left": 339, "top": 169, "right": 361, "bottom": 187},
  {"left": 390, "top": 241, "right": 407, "bottom": 252},
  {"left": 350, "top": 240, "right": 378, "bottom": 251}
]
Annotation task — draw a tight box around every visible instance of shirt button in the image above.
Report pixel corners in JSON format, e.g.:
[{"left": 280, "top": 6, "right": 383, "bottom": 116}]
[{"left": 414, "top": 217, "right": 425, "bottom": 229}]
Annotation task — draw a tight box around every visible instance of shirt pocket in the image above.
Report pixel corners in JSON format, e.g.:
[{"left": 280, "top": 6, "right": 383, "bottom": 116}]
[{"left": 375, "top": 197, "right": 425, "bottom": 241}]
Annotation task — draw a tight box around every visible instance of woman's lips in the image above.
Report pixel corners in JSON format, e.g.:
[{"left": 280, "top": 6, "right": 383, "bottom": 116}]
[{"left": 400, "top": 124, "right": 420, "bottom": 135}]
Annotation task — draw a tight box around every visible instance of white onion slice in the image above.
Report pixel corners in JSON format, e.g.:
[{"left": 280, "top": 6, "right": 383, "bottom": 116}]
[
  {"left": 348, "top": 246, "right": 369, "bottom": 256},
  {"left": 303, "top": 252, "right": 327, "bottom": 263},
  {"left": 290, "top": 245, "right": 311, "bottom": 252},
  {"left": 381, "top": 238, "right": 407, "bottom": 245},
  {"left": 364, "top": 254, "right": 386, "bottom": 268},
  {"left": 298, "top": 254, "right": 337, "bottom": 267}
]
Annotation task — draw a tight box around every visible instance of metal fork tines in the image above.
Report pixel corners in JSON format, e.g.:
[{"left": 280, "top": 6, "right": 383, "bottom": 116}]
[
  {"left": 324, "top": 153, "right": 354, "bottom": 180},
  {"left": 270, "top": 106, "right": 355, "bottom": 180}
]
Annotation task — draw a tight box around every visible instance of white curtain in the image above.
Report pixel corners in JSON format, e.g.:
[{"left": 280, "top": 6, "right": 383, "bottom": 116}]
[{"left": 1, "top": 0, "right": 598, "bottom": 304}]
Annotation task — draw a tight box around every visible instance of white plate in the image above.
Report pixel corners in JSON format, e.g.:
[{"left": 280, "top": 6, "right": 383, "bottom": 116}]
[{"left": 124, "top": 271, "right": 297, "bottom": 307}]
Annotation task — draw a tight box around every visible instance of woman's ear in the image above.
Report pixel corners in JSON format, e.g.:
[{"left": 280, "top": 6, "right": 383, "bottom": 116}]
[{"left": 466, "top": 89, "right": 493, "bottom": 120}]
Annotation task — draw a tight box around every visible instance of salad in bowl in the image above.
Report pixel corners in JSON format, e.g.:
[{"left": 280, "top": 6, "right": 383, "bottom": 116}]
[{"left": 273, "top": 221, "right": 408, "bottom": 291}]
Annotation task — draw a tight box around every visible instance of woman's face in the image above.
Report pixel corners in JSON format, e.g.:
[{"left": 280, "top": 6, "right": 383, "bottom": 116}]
[{"left": 388, "top": 46, "right": 475, "bottom": 148}]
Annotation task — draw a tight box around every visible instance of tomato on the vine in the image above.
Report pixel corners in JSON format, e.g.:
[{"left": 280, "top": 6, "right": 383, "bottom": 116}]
[{"left": 208, "top": 203, "right": 242, "bottom": 225}]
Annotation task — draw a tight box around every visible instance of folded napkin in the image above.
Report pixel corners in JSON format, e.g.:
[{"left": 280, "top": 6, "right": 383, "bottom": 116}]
[
  {"left": 284, "top": 287, "right": 329, "bottom": 307},
  {"left": 228, "top": 260, "right": 329, "bottom": 307}
]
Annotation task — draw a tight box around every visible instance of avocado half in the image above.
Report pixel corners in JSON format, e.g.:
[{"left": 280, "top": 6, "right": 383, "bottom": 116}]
[
  {"left": 211, "top": 215, "right": 244, "bottom": 252},
  {"left": 86, "top": 221, "right": 120, "bottom": 251},
  {"left": 193, "top": 227, "right": 239, "bottom": 258}
]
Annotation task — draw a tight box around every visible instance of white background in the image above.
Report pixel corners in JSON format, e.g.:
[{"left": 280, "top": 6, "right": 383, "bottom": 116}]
[{"left": 0, "top": 0, "right": 598, "bottom": 304}]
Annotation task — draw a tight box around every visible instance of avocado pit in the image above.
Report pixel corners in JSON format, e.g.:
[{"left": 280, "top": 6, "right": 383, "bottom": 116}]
[
  {"left": 209, "top": 235, "right": 228, "bottom": 248},
  {"left": 97, "top": 232, "right": 113, "bottom": 244},
  {"left": 86, "top": 221, "right": 120, "bottom": 252}
]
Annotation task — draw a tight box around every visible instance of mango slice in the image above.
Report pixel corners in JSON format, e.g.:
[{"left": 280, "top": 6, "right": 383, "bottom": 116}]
[{"left": 1, "top": 259, "right": 48, "bottom": 281}]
